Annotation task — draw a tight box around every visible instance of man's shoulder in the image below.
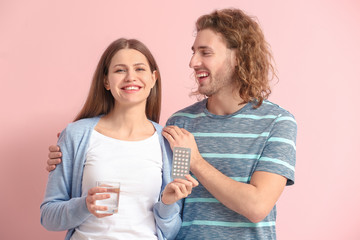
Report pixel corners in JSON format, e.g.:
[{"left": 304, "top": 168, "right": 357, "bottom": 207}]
[
  {"left": 166, "top": 100, "right": 206, "bottom": 126},
  {"left": 170, "top": 100, "right": 206, "bottom": 117},
  {"left": 256, "top": 100, "right": 296, "bottom": 120}
]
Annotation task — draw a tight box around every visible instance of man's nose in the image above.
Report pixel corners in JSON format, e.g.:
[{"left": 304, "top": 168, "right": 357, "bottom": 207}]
[{"left": 189, "top": 53, "right": 200, "bottom": 69}]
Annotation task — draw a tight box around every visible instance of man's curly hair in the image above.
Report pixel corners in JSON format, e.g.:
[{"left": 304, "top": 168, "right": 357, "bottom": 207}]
[{"left": 195, "top": 8, "right": 277, "bottom": 108}]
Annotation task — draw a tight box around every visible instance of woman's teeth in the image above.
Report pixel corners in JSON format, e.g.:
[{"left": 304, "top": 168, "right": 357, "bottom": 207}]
[{"left": 124, "top": 86, "right": 139, "bottom": 90}]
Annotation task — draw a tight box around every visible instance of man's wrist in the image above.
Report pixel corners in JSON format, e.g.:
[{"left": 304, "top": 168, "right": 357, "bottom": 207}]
[{"left": 191, "top": 155, "right": 207, "bottom": 175}]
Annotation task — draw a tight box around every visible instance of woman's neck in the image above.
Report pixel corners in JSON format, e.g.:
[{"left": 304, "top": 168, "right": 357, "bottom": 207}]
[{"left": 95, "top": 104, "right": 155, "bottom": 141}]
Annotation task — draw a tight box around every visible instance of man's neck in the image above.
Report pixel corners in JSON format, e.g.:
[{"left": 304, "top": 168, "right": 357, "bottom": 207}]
[{"left": 206, "top": 92, "right": 246, "bottom": 116}]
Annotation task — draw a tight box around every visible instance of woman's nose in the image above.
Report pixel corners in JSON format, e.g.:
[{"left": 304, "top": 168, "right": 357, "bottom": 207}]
[{"left": 125, "top": 69, "right": 136, "bottom": 81}]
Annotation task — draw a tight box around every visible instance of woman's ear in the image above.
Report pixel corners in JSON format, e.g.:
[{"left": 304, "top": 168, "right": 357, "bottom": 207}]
[
  {"left": 104, "top": 77, "right": 110, "bottom": 90},
  {"left": 151, "top": 70, "right": 158, "bottom": 88}
]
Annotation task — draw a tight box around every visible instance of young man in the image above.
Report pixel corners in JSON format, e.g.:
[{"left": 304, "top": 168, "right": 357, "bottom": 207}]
[{"left": 47, "top": 8, "right": 297, "bottom": 239}]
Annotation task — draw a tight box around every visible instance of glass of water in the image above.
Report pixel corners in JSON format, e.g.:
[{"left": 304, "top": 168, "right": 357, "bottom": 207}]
[{"left": 95, "top": 181, "right": 120, "bottom": 214}]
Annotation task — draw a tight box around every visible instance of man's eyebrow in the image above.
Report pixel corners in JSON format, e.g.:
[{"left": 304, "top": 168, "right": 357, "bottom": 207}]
[{"left": 192, "top": 46, "right": 212, "bottom": 51}]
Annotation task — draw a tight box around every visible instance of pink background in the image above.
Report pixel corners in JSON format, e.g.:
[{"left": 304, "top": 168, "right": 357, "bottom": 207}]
[{"left": 1, "top": 0, "right": 359, "bottom": 239}]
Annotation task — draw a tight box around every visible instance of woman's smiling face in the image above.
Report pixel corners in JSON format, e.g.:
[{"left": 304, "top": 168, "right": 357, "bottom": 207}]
[{"left": 105, "top": 48, "right": 157, "bottom": 107}]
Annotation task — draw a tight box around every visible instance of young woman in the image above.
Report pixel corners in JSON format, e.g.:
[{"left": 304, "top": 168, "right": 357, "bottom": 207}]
[{"left": 40, "top": 38, "right": 197, "bottom": 240}]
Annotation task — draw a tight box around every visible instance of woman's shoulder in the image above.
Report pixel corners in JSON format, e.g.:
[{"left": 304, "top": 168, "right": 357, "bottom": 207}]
[
  {"left": 62, "top": 116, "right": 102, "bottom": 136},
  {"left": 150, "top": 120, "right": 164, "bottom": 132}
]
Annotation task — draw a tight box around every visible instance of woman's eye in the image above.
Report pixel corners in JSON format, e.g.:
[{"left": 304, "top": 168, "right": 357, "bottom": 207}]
[
  {"left": 115, "top": 69, "right": 126, "bottom": 73},
  {"left": 136, "top": 68, "right": 146, "bottom": 71}
]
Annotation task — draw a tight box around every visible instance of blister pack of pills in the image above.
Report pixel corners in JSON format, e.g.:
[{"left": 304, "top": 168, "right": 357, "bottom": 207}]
[{"left": 171, "top": 147, "right": 191, "bottom": 179}]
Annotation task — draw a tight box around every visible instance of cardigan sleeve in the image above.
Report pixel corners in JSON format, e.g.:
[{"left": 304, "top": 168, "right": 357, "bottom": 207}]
[
  {"left": 153, "top": 128, "right": 183, "bottom": 240},
  {"left": 154, "top": 199, "right": 183, "bottom": 240},
  {"left": 40, "top": 126, "right": 92, "bottom": 231}
]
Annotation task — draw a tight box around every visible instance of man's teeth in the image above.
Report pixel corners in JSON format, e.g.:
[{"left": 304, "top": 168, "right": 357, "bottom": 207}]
[
  {"left": 196, "top": 73, "right": 209, "bottom": 78},
  {"left": 124, "top": 86, "right": 139, "bottom": 90}
]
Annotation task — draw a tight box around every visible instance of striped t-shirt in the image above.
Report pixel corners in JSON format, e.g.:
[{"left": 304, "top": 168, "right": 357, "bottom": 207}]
[{"left": 166, "top": 99, "right": 297, "bottom": 240}]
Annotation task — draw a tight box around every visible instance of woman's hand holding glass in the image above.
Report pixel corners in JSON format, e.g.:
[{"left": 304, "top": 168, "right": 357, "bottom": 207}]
[{"left": 86, "top": 186, "right": 113, "bottom": 218}]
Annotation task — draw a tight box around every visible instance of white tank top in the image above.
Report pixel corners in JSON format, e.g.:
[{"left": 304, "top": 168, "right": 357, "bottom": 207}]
[{"left": 71, "top": 130, "right": 163, "bottom": 240}]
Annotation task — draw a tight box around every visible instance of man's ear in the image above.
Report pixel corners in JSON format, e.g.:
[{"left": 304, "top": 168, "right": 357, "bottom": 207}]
[{"left": 230, "top": 49, "right": 238, "bottom": 69}]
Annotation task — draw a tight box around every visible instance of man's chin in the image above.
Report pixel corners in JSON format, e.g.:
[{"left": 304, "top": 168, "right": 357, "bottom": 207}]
[{"left": 199, "top": 90, "right": 213, "bottom": 97}]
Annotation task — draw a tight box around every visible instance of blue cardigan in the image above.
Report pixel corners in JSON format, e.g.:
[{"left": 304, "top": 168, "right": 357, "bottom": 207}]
[{"left": 40, "top": 116, "right": 183, "bottom": 240}]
